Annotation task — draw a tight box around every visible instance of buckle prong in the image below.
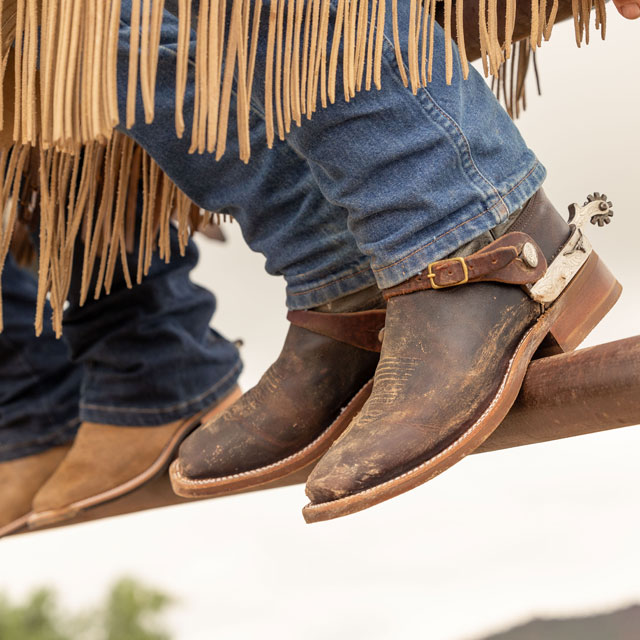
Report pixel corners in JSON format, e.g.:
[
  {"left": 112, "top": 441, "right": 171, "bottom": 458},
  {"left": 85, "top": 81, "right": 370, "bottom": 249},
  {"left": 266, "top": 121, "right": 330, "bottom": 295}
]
[{"left": 427, "top": 257, "right": 469, "bottom": 289}]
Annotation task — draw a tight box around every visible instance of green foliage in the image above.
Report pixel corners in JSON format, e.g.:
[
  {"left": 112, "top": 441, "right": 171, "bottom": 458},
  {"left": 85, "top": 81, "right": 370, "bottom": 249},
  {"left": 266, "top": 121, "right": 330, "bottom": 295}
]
[
  {"left": 102, "top": 578, "right": 173, "bottom": 640},
  {"left": 0, "top": 578, "right": 173, "bottom": 640},
  {"left": 0, "top": 589, "right": 70, "bottom": 640}
]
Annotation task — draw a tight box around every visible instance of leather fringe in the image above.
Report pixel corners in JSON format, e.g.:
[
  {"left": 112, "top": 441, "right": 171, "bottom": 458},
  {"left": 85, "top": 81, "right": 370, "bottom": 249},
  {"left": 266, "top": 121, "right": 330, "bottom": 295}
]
[
  {"left": 0, "top": 134, "right": 216, "bottom": 336},
  {"left": 1, "top": 0, "right": 607, "bottom": 156},
  {"left": 491, "top": 39, "right": 541, "bottom": 120},
  {"left": 0, "top": 0, "right": 607, "bottom": 334}
]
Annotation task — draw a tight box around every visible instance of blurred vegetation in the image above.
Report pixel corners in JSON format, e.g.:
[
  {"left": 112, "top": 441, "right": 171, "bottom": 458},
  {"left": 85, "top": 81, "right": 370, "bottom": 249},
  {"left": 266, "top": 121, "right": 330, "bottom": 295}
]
[{"left": 0, "top": 578, "right": 173, "bottom": 640}]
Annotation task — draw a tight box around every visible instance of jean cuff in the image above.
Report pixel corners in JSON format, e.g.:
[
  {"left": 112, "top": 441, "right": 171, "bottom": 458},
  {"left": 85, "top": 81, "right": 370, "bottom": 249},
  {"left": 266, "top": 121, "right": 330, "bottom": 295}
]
[
  {"left": 285, "top": 259, "right": 378, "bottom": 310},
  {"left": 372, "top": 161, "right": 547, "bottom": 290},
  {"left": 79, "top": 359, "right": 242, "bottom": 426}
]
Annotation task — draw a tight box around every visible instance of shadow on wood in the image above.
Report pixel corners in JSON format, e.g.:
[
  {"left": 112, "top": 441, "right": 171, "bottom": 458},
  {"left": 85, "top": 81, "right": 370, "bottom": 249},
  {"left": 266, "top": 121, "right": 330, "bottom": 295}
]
[{"left": 11, "top": 336, "right": 640, "bottom": 537}]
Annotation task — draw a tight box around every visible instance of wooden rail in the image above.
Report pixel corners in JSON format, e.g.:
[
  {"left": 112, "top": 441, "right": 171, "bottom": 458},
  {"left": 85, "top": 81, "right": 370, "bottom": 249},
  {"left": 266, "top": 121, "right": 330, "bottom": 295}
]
[
  {"left": 478, "top": 335, "right": 640, "bottom": 453},
  {"left": 13, "top": 336, "right": 640, "bottom": 535}
]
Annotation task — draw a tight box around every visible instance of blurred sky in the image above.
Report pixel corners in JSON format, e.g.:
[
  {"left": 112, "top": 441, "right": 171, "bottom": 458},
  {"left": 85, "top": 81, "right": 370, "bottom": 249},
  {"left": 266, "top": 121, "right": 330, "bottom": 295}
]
[{"left": 0, "top": 17, "right": 639, "bottom": 640}]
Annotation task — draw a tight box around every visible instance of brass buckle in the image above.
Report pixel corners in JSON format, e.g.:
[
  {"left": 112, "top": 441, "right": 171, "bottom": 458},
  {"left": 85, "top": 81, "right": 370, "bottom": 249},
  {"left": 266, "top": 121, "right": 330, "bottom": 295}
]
[{"left": 427, "top": 257, "right": 469, "bottom": 289}]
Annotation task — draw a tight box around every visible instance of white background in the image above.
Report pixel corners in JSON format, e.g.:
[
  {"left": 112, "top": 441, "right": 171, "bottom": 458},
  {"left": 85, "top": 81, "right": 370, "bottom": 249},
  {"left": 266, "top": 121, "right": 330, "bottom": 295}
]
[{"left": 1, "top": 17, "right": 639, "bottom": 640}]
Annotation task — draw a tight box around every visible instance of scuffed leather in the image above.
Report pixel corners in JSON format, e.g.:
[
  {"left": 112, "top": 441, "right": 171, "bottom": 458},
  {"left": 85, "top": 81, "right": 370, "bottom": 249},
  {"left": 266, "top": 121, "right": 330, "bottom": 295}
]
[
  {"left": 306, "top": 282, "right": 541, "bottom": 502},
  {"left": 178, "top": 324, "right": 380, "bottom": 480},
  {"left": 306, "top": 189, "right": 571, "bottom": 504}
]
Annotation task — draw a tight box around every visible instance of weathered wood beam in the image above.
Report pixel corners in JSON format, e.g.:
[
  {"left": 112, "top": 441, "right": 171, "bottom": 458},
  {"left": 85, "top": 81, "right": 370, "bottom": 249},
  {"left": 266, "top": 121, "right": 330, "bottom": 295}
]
[
  {"left": 13, "top": 336, "right": 640, "bottom": 535},
  {"left": 478, "top": 335, "right": 640, "bottom": 453}
]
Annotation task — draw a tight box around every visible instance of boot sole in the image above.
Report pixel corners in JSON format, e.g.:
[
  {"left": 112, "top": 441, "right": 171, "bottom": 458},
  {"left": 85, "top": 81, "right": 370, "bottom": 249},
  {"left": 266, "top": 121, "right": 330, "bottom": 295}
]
[
  {"left": 0, "top": 513, "right": 30, "bottom": 539},
  {"left": 303, "top": 252, "right": 622, "bottom": 523},
  {"left": 169, "top": 378, "right": 375, "bottom": 498},
  {"left": 26, "top": 386, "right": 243, "bottom": 529}
]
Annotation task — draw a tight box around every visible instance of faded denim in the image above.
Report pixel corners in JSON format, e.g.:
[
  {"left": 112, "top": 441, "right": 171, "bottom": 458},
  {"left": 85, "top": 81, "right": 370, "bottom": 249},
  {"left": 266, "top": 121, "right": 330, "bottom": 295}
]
[{"left": 119, "top": 0, "right": 545, "bottom": 301}]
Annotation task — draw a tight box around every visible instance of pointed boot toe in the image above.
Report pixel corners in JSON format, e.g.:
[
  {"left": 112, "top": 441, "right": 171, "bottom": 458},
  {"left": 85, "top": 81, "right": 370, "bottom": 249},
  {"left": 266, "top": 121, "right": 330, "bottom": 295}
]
[
  {"left": 175, "top": 410, "right": 257, "bottom": 481},
  {"left": 170, "top": 311, "right": 384, "bottom": 498},
  {"left": 305, "top": 461, "right": 358, "bottom": 505},
  {"left": 30, "top": 421, "right": 185, "bottom": 526},
  {"left": 28, "top": 390, "right": 240, "bottom": 528}
]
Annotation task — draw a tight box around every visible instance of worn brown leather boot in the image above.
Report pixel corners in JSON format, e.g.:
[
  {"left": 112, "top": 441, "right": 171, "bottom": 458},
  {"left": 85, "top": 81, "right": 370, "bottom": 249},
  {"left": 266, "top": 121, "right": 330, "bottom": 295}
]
[
  {"left": 28, "top": 386, "right": 241, "bottom": 528},
  {"left": 0, "top": 446, "right": 71, "bottom": 538},
  {"left": 304, "top": 190, "right": 621, "bottom": 522},
  {"left": 170, "top": 303, "right": 385, "bottom": 498}
]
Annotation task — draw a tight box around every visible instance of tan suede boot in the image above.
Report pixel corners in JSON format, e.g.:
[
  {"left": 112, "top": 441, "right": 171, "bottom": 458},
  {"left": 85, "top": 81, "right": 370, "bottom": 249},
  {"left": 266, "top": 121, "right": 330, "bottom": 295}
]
[
  {"left": 29, "top": 386, "right": 241, "bottom": 528},
  {"left": 0, "top": 446, "right": 71, "bottom": 538}
]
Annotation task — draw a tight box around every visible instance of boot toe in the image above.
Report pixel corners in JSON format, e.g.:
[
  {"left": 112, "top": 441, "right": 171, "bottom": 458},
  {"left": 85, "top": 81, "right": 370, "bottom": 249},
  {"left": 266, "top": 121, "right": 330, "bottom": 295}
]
[
  {"left": 32, "top": 419, "right": 188, "bottom": 516},
  {"left": 32, "top": 476, "right": 70, "bottom": 513},
  {"left": 305, "top": 451, "right": 375, "bottom": 504},
  {"left": 176, "top": 426, "right": 227, "bottom": 479},
  {"left": 177, "top": 416, "right": 267, "bottom": 480},
  {"left": 32, "top": 451, "right": 100, "bottom": 513},
  {"left": 305, "top": 474, "right": 353, "bottom": 505}
]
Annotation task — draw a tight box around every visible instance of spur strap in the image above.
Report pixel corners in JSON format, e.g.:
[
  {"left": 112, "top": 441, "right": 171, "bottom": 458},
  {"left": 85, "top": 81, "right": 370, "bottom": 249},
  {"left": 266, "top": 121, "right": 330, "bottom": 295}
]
[
  {"left": 287, "top": 309, "right": 386, "bottom": 353},
  {"left": 384, "top": 232, "right": 547, "bottom": 300}
]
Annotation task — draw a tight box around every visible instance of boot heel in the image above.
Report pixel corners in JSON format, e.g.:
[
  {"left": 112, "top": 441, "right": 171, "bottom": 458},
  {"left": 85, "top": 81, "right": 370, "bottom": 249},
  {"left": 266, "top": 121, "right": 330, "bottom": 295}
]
[{"left": 542, "top": 252, "right": 622, "bottom": 356}]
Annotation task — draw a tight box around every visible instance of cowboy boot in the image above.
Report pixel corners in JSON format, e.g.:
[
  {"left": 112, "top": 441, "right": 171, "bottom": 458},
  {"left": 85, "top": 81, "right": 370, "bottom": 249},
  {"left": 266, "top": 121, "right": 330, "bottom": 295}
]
[
  {"left": 28, "top": 386, "right": 242, "bottom": 528},
  {"left": 170, "top": 288, "right": 385, "bottom": 498},
  {"left": 304, "top": 189, "right": 621, "bottom": 522},
  {"left": 0, "top": 445, "right": 71, "bottom": 538}
]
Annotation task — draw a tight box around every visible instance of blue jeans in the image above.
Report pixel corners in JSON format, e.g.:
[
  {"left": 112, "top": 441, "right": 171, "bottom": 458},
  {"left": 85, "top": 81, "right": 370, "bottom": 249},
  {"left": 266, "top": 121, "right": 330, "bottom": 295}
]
[
  {"left": 120, "top": 0, "right": 545, "bottom": 304},
  {"left": 0, "top": 229, "right": 242, "bottom": 462},
  {"left": 1, "top": 1, "right": 545, "bottom": 461},
  {"left": 0, "top": 255, "right": 81, "bottom": 462}
]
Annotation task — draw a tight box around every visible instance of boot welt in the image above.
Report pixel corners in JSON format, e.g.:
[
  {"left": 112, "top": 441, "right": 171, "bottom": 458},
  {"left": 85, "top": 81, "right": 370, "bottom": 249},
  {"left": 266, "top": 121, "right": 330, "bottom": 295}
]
[
  {"left": 169, "top": 378, "right": 375, "bottom": 498},
  {"left": 0, "top": 513, "right": 30, "bottom": 538},
  {"left": 27, "top": 386, "right": 242, "bottom": 529},
  {"left": 303, "top": 252, "right": 621, "bottom": 523}
]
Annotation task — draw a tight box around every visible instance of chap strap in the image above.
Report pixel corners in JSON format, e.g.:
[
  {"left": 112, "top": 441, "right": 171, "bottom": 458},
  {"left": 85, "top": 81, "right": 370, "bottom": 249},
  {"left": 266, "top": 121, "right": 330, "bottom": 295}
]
[
  {"left": 383, "top": 232, "right": 548, "bottom": 300},
  {"left": 287, "top": 309, "right": 386, "bottom": 353}
]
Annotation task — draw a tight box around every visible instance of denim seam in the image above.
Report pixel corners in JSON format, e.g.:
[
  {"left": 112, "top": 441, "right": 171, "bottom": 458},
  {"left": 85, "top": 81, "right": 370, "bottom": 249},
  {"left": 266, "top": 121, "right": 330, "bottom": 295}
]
[
  {"left": 0, "top": 417, "right": 80, "bottom": 454},
  {"left": 379, "top": 33, "right": 507, "bottom": 217},
  {"left": 372, "top": 161, "right": 539, "bottom": 274},
  {"left": 416, "top": 91, "right": 506, "bottom": 212},
  {"left": 286, "top": 252, "right": 371, "bottom": 283},
  {"left": 287, "top": 262, "right": 375, "bottom": 297},
  {"left": 80, "top": 359, "right": 241, "bottom": 415}
]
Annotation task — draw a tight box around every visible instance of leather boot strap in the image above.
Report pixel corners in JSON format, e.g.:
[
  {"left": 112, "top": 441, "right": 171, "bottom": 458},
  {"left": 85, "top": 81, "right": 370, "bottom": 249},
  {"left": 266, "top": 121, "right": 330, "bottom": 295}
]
[
  {"left": 287, "top": 309, "right": 386, "bottom": 353},
  {"left": 384, "top": 232, "right": 548, "bottom": 300}
]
